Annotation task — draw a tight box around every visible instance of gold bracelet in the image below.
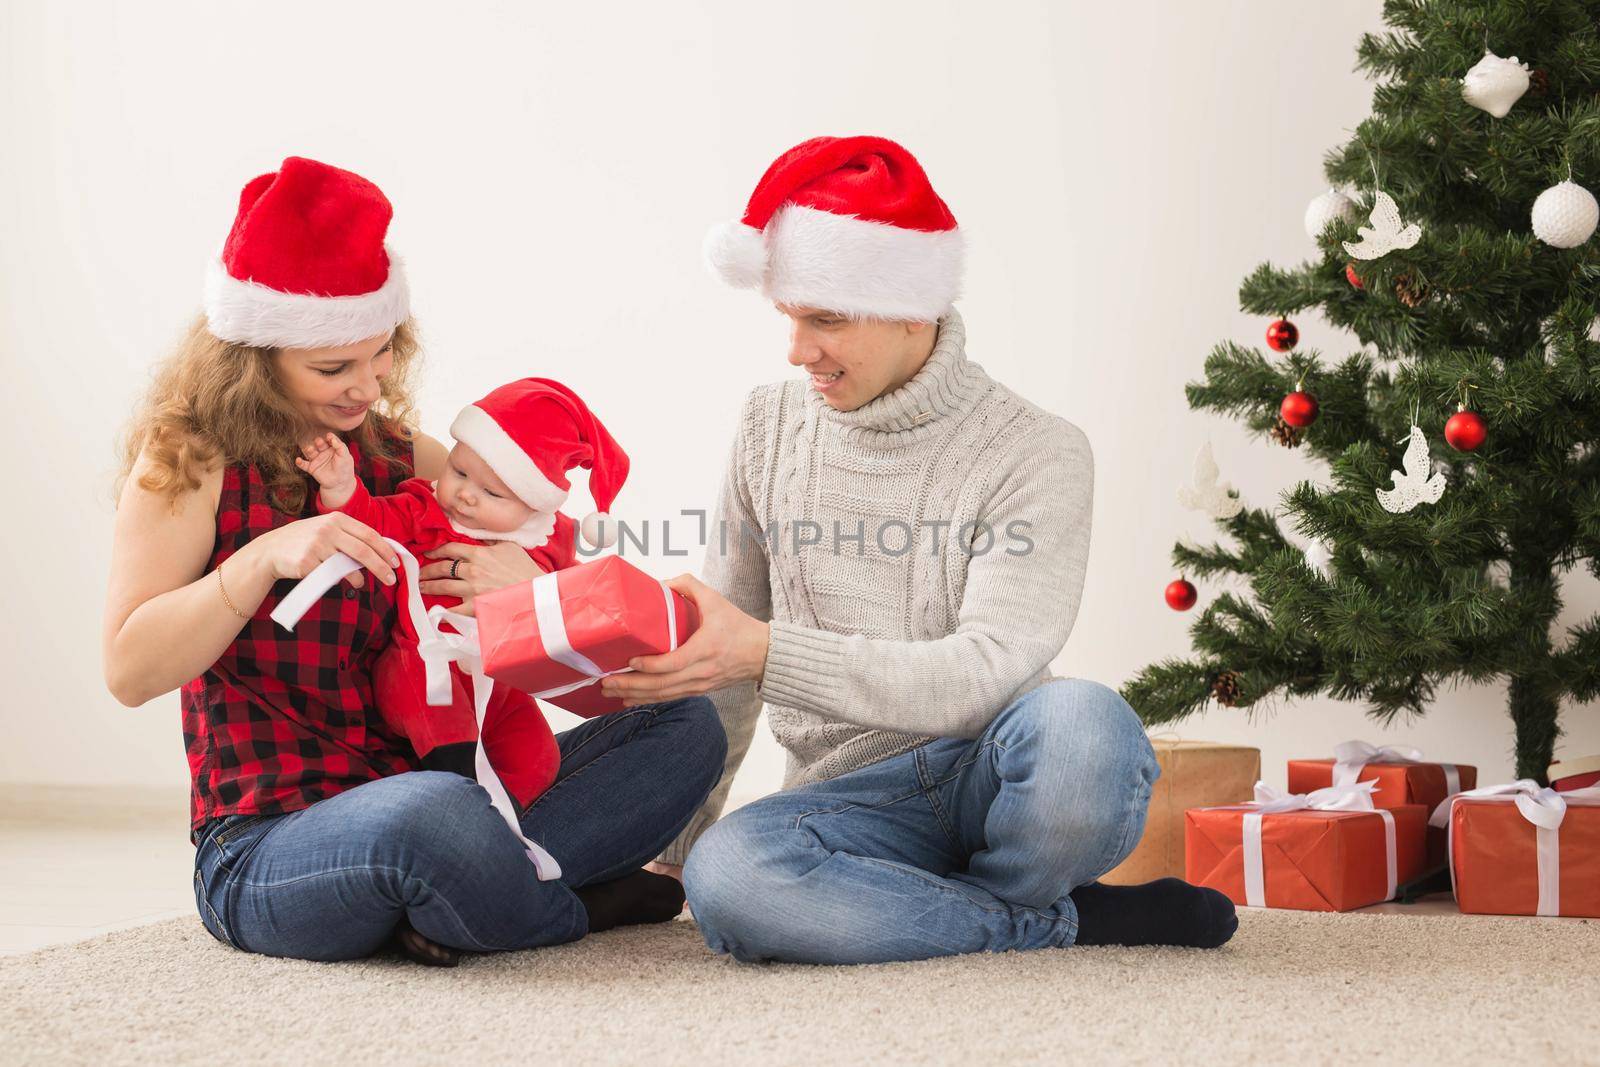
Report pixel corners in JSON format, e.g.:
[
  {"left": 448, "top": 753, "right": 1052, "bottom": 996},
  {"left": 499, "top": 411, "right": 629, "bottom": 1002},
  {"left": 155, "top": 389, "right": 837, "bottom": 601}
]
[{"left": 217, "top": 562, "right": 248, "bottom": 620}]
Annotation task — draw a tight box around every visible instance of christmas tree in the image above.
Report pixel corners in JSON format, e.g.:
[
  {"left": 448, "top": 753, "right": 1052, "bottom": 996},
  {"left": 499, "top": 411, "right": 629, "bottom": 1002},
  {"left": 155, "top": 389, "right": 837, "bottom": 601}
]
[{"left": 1121, "top": 0, "right": 1600, "bottom": 782}]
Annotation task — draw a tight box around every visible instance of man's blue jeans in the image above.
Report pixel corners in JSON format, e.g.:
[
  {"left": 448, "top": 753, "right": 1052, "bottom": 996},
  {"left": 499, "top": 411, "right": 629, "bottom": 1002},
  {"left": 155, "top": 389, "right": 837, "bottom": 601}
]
[
  {"left": 683, "top": 679, "right": 1159, "bottom": 964},
  {"left": 193, "top": 696, "right": 726, "bottom": 960}
]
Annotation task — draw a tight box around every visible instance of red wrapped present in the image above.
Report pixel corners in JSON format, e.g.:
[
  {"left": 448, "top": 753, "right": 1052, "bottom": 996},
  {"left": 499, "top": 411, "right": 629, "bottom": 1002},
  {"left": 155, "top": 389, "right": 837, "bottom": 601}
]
[
  {"left": 1287, "top": 740, "right": 1475, "bottom": 869},
  {"left": 1548, "top": 755, "right": 1600, "bottom": 793},
  {"left": 474, "top": 555, "right": 700, "bottom": 718},
  {"left": 1186, "top": 781, "right": 1427, "bottom": 912},
  {"left": 1431, "top": 781, "right": 1600, "bottom": 917}
]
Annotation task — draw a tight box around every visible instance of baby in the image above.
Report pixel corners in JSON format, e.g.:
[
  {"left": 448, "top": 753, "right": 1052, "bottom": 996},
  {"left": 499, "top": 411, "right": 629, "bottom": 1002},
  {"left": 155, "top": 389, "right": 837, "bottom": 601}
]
[{"left": 295, "top": 377, "right": 628, "bottom": 811}]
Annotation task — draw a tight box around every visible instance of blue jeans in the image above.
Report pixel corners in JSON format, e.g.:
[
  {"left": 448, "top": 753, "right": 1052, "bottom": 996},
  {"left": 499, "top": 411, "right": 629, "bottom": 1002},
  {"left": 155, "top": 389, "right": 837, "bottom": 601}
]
[
  {"left": 193, "top": 696, "right": 726, "bottom": 961},
  {"left": 683, "top": 679, "right": 1158, "bottom": 964}
]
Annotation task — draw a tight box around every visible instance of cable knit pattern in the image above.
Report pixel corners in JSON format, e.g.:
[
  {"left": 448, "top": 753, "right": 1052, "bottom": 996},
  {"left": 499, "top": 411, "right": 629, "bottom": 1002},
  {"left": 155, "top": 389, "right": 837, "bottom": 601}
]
[{"left": 658, "top": 309, "right": 1095, "bottom": 865}]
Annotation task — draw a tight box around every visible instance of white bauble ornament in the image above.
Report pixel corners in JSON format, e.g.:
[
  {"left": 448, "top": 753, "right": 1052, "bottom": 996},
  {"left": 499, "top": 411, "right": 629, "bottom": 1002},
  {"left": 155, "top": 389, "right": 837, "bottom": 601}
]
[
  {"left": 1531, "top": 181, "right": 1599, "bottom": 248},
  {"left": 1460, "top": 51, "right": 1530, "bottom": 118},
  {"left": 1587, "top": 317, "right": 1600, "bottom": 344},
  {"left": 1176, "top": 442, "right": 1243, "bottom": 520},
  {"left": 1304, "top": 189, "right": 1361, "bottom": 240},
  {"left": 1376, "top": 425, "right": 1447, "bottom": 513},
  {"left": 1343, "top": 191, "right": 1422, "bottom": 260},
  {"left": 1303, "top": 538, "right": 1334, "bottom": 579}
]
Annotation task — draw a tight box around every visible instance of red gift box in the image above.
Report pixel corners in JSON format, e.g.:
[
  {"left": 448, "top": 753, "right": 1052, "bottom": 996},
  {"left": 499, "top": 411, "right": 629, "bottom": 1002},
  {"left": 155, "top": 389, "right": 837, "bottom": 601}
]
[
  {"left": 1434, "top": 782, "right": 1600, "bottom": 918},
  {"left": 1287, "top": 741, "right": 1475, "bottom": 869},
  {"left": 1548, "top": 755, "right": 1600, "bottom": 793},
  {"left": 475, "top": 555, "right": 700, "bottom": 718},
  {"left": 1186, "top": 783, "right": 1427, "bottom": 912}
]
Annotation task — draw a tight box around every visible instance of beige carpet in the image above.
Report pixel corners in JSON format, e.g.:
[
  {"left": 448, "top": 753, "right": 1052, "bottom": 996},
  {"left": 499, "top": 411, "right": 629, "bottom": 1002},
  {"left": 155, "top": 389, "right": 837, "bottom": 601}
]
[{"left": 3, "top": 909, "right": 1596, "bottom": 1065}]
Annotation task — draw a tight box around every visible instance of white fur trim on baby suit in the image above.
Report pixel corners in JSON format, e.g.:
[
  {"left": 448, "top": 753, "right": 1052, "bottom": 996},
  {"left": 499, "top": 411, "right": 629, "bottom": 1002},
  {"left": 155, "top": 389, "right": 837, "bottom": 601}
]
[
  {"left": 706, "top": 204, "right": 965, "bottom": 322},
  {"left": 447, "top": 509, "right": 558, "bottom": 550},
  {"left": 203, "top": 252, "right": 411, "bottom": 349},
  {"left": 449, "top": 404, "right": 571, "bottom": 513}
]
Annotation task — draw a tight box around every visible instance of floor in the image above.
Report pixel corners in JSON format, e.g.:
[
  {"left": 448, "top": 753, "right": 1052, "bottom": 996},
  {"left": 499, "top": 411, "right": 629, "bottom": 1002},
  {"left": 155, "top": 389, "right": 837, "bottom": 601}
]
[{"left": 0, "top": 783, "right": 1494, "bottom": 957}]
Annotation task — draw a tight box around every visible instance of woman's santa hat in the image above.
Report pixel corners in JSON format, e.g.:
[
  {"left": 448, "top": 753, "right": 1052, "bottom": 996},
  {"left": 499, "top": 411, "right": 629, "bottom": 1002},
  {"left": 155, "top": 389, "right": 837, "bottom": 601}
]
[
  {"left": 451, "top": 378, "right": 629, "bottom": 550},
  {"left": 204, "top": 156, "right": 411, "bottom": 349},
  {"left": 703, "top": 135, "right": 963, "bottom": 322}
]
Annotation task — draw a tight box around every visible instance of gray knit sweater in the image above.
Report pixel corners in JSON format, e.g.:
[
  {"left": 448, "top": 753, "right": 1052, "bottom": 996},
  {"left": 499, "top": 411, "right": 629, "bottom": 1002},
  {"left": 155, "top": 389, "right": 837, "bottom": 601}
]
[{"left": 658, "top": 309, "right": 1095, "bottom": 865}]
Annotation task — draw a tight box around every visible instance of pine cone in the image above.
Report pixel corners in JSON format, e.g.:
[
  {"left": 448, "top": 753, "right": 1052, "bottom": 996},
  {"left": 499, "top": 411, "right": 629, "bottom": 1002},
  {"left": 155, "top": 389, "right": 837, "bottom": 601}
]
[
  {"left": 1394, "top": 273, "right": 1429, "bottom": 307},
  {"left": 1269, "top": 417, "right": 1303, "bottom": 448},
  {"left": 1212, "top": 670, "right": 1242, "bottom": 707},
  {"left": 1528, "top": 68, "right": 1549, "bottom": 97}
]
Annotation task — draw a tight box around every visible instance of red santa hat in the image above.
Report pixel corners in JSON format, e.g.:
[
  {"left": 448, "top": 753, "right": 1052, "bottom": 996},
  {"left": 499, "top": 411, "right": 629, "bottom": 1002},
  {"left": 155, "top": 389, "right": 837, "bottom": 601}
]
[
  {"left": 450, "top": 378, "right": 629, "bottom": 549},
  {"left": 204, "top": 156, "right": 411, "bottom": 349},
  {"left": 703, "top": 135, "right": 963, "bottom": 322}
]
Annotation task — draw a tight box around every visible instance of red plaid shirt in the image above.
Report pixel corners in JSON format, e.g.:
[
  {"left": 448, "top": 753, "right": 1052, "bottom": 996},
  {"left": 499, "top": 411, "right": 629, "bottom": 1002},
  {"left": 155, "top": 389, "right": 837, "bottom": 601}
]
[{"left": 182, "top": 432, "right": 422, "bottom": 839}]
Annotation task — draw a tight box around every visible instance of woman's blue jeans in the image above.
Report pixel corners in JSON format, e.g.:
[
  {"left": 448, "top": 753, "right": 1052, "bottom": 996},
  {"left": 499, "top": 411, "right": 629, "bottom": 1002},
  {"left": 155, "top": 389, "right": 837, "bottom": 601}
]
[
  {"left": 683, "top": 679, "right": 1159, "bottom": 964},
  {"left": 193, "top": 696, "right": 726, "bottom": 960}
]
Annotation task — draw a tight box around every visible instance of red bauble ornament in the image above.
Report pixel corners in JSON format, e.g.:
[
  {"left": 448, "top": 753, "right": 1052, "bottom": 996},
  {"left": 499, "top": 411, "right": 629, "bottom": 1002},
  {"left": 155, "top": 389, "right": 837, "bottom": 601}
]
[
  {"left": 1345, "top": 263, "right": 1364, "bottom": 289},
  {"left": 1280, "top": 390, "right": 1320, "bottom": 428},
  {"left": 1266, "top": 318, "right": 1299, "bottom": 351},
  {"left": 1444, "top": 408, "right": 1486, "bottom": 452},
  {"left": 1165, "top": 578, "right": 1198, "bottom": 611}
]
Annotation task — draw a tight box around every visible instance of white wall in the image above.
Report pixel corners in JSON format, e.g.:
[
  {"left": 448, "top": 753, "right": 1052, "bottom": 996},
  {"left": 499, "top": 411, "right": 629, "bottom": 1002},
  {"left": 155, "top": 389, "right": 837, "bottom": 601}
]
[{"left": 3, "top": 0, "right": 1595, "bottom": 802}]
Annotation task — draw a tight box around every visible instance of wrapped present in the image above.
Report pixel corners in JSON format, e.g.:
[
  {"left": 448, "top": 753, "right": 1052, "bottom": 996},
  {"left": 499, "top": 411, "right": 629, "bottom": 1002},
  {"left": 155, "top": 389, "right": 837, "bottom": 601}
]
[
  {"left": 474, "top": 554, "right": 700, "bottom": 718},
  {"left": 1431, "top": 781, "right": 1600, "bottom": 917},
  {"left": 1287, "top": 739, "right": 1475, "bottom": 869},
  {"left": 1101, "top": 739, "right": 1259, "bottom": 885},
  {"left": 1548, "top": 755, "right": 1600, "bottom": 793},
  {"left": 1186, "top": 781, "right": 1427, "bottom": 912}
]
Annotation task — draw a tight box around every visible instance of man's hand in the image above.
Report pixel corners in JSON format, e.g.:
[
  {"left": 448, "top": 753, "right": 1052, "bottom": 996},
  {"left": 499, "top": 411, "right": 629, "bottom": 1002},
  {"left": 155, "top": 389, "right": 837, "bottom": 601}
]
[
  {"left": 601, "top": 574, "right": 769, "bottom": 705},
  {"left": 294, "top": 433, "right": 358, "bottom": 509},
  {"left": 644, "top": 861, "right": 683, "bottom": 884}
]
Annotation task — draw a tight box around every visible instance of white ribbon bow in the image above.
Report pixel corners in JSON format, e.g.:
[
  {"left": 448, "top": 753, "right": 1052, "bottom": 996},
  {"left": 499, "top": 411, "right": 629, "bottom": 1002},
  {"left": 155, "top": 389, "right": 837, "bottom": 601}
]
[
  {"left": 1429, "top": 779, "right": 1600, "bottom": 916},
  {"left": 1332, "top": 739, "right": 1461, "bottom": 798},
  {"left": 270, "top": 541, "right": 564, "bottom": 881},
  {"left": 1236, "top": 779, "right": 1397, "bottom": 907}
]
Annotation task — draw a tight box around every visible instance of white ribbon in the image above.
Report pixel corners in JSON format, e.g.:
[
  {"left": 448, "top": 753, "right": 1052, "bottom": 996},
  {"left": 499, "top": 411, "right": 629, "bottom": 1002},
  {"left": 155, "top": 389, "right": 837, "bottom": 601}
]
[
  {"left": 1236, "top": 779, "right": 1396, "bottom": 907},
  {"left": 1331, "top": 739, "right": 1462, "bottom": 798},
  {"left": 270, "top": 541, "right": 563, "bottom": 882},
  {"left": 1429, "top": 779, "right": 1600, "bottom": 916}
]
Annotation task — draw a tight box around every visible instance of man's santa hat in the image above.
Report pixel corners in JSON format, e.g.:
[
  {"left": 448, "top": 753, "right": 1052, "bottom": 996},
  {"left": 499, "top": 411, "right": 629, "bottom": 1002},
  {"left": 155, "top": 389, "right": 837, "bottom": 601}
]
[
  {"left": 451, "top": 378, "right": 629, "bottom": 549},
  {"left": 204, "top": 156, "right": 411, "bottom": 349},
  {"left": 703, "top": 135, "right": 963, "bottom": 322}
]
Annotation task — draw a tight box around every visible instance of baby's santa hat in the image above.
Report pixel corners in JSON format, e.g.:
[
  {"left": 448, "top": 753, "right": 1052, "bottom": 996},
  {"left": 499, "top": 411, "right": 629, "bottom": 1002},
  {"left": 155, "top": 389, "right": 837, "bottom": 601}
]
[
  {"left": 451, "top": 378, "right": 629, "bottom": 549},
  {"left": 204, "top": 156, "right": 411, "bottom": 349},
  {"left": 703, "top": 135, "right": 963, "bottom": 322}
]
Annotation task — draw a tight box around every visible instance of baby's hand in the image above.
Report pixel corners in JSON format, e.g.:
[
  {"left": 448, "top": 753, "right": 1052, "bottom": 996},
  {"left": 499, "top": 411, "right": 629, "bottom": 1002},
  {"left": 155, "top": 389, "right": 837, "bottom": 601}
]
[{"left": 295, "top": 433, "right": 359, "bottom": 507}]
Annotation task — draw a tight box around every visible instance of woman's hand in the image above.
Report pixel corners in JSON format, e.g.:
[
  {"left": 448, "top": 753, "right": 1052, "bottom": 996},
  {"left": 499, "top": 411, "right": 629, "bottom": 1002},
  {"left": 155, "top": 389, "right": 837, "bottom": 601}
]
[
  {"left": 241, "top": 512, "right": 400, "bottom": 589},
  {"left": 417, "top": 540, "right": 546, "bottom": 616},
  {"left": 601, "top": 574, "right": 769, "bottom": 705}
]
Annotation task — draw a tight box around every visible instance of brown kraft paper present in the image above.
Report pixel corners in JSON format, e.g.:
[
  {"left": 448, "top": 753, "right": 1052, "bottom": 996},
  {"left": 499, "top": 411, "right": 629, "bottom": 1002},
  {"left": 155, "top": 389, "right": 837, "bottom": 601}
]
[{"left": 1100, "top": 738, "right": 1261, "bottom": 885}]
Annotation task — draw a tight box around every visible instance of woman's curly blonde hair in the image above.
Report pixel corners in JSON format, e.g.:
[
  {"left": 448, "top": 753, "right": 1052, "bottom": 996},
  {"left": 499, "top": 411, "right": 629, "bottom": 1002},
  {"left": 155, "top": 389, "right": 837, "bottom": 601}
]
[{"left": 115, "top": 316, "right": 423, "bottom": 514}]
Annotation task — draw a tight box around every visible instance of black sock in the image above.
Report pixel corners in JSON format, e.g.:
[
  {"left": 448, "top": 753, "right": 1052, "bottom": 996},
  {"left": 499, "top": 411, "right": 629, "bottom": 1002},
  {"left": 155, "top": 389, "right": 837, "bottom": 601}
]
[
  {"left": 575, "top": 869, "right": 686, "bottom": 933},
  {"left": 421, "top": 742, "right": 478, "bottom": 781},
  {"left": 1068, "top": 878, "right": 1238, "bottom": 948}
]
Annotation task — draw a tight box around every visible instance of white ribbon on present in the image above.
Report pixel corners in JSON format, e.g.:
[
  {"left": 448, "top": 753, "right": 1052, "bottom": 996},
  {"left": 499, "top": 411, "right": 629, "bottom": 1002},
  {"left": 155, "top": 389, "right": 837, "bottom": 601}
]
[
  {"left": 270, "top": 540, "right": 564, "bottom": 881},
  {"left": 1428, "top": 779, "right": 1600, "bottom": 916},
  {"left": 1236, "top": 779, "right": 1397, "bottom": 908},
  {"left": 1332, "top": 739, "right": 1462, "bottom": 798}
]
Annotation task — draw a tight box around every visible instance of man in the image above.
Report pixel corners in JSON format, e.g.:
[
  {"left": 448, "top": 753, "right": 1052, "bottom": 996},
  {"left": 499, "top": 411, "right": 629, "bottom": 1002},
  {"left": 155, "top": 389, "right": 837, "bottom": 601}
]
[{"left": 602, "top": 135, "right": 1237, "bottom": 963}]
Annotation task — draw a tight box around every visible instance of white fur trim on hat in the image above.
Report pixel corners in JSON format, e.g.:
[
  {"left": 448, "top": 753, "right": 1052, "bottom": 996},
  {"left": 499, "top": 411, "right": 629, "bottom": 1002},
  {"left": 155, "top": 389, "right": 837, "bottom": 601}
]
[
  {"left": 759, "top": 204, "right": 964, "bottom": 322},
  {"left": 703, "top": 220, "right": 768, "bottom": 289},
  {"left": 203, "top": 251, "right": 412, "bottom": 349},
  {"left": 449, "top": 404, "right": 570, "bottom": 513},
  {"left": 580, "top": 511, "right": 617, "bottom": 549}
]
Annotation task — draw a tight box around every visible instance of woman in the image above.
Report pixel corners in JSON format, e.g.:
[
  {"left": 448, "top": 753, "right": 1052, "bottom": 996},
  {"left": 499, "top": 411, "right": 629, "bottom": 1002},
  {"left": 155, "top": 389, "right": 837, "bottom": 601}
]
[{"left": 102, "top": 156, "right": 725, "bottom": 965}]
